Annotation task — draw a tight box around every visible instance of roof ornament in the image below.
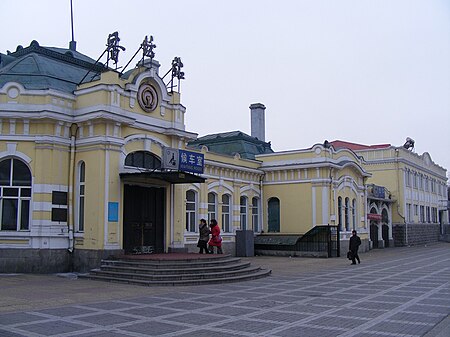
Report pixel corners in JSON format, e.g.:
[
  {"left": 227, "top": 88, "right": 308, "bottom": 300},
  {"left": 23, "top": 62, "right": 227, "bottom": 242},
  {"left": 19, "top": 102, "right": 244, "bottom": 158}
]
[
  {"left": 78, "top": 31, "right": 126, "bottom": 85},
  {"left": 120, "top": 35, "right": 156, "bottom": 76},
  {"left": 403, "top": 137, "right": 415, "bottom": 151},
  {"left": 162, "top": 56, "right": 185, "bottom": 93},
  {"left": 106, "top": 32, "right": 126, "bottom": 69}
]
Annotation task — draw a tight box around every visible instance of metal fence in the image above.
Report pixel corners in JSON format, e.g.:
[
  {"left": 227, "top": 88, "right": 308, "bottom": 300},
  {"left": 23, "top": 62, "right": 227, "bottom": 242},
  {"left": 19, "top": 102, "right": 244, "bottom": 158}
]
[{"left": 254, "top": 225, "right": 340, "bottom": 258}]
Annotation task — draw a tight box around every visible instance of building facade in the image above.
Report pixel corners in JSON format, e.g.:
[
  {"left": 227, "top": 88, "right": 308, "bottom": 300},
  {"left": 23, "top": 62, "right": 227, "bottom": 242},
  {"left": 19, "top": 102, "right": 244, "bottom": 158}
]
[
  {"left": 331, "top": 140, "right": 449, "bottom": 247},
  {"left": 0, "top": 40, "right": 447, "bottom": 273}
]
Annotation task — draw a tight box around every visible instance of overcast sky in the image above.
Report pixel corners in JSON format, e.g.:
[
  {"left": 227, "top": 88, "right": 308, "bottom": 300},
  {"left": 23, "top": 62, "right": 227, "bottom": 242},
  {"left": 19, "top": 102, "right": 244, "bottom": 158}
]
[{"left": 1, "top": 0, "right": 449, "bottom": 178}]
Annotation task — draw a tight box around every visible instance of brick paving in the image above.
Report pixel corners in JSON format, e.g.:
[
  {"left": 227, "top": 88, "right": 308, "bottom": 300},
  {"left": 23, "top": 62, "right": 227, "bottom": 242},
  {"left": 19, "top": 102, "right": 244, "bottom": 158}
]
[{"left": 0, "top": 242, "right": 449, "bottom": 336}]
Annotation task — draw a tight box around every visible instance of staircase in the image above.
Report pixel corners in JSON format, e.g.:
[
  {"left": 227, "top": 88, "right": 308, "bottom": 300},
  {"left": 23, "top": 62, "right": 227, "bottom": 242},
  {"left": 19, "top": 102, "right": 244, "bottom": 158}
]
[{"left": 79, "top": 254, "right": 271, "bottom": 286}]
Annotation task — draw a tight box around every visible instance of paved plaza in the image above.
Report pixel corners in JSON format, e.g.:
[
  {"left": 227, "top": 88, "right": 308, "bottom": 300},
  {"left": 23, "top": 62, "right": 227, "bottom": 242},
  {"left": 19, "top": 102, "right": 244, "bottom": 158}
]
[{"left": 0, "top": 242, "right": 449, "bottom": 337}]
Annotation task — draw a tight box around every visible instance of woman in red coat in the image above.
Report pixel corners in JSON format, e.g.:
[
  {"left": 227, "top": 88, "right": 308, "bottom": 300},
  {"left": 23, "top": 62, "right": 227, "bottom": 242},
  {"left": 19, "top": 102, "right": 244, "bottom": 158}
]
[{"left": 208, "top": 219, "right": 223, "bottom": 254}]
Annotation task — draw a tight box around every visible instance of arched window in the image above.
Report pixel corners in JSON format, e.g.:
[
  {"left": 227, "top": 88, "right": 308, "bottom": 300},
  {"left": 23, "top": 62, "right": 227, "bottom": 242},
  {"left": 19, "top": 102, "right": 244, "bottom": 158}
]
[
  {"left": 268, "top": 197, "right": 280, "bottom": 232},
  {"left": 337, "top": 197, "right": 342, "bottom": 231},
  {"left": 0, "top": 158, "right": 31, "bottom": 231},
  {"left": 252, "top": 197, "right": 259, "bottom": 232},
  {"left": 382, "top": 208, "right": 389, "bottom": 224},
  {"left": 352, "top": 198, "right": 356, "bottom": 230},
  {"left": 76, "top": 161, "right": 85, "bottom": 232},
  {"left": 185, "top": 190, "right": 197, "bottom": 232},
  {"left": 345, "top": 197, "right": 350, "bottom": 231},
  {"left": 125, "top": 151, "right": 161, "bottom": 170},
  {"left": 207, "top": 192, "right": 216, "bottom": 223},
  {"left": 222, "top": 194, "right": 231, "bottom": 232},
  {"left": 240, "top": 196, "right": 247, "bottom": 230}
]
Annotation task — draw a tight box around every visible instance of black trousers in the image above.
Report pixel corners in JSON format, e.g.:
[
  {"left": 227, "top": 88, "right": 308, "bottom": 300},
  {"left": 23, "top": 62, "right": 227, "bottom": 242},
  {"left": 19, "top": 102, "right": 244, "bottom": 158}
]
[
  {"left": 197, "top": 240, "right": 209, "bottom": 253},
  {"left": 351, "top": 249, "right": 360, "bottom": 264}
]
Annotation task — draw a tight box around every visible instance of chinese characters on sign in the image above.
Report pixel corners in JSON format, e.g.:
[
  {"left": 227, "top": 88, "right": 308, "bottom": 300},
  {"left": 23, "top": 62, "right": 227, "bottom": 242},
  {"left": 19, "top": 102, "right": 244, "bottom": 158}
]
[
  {"left": 162, "top": 148, "right": 204, "bottom": 174},
  {"left": 179, "top": 150, "right": 204, "bottom": 174}
]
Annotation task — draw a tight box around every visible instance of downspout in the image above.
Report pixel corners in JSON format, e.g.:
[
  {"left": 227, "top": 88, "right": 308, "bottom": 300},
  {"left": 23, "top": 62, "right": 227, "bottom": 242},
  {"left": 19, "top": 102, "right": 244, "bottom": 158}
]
[
  {"left": 68, "top": 123, "right": 78, "bottom": 254},
  {"left": 259, "top": 173, "right": 265, "bottom": 232}
]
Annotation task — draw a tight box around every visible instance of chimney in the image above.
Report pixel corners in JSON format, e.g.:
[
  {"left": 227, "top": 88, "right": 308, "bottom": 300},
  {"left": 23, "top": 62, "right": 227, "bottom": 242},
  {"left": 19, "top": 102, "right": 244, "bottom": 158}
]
[{"left": 250, "top": 103, "right": 266, "bottom": 141}]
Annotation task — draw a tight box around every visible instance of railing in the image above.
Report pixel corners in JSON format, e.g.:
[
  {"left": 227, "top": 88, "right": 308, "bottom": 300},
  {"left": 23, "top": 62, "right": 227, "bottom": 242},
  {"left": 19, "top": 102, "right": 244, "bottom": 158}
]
[
  {"left": 296, "top": 225, "right": 340, "bottom": 257},
  {"left": 254, "top": 225, "right": 340, "bottom": 258}
]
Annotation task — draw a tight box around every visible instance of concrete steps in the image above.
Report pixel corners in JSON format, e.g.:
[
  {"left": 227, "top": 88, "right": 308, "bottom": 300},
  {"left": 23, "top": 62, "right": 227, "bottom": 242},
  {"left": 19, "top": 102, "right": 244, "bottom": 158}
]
[{"left": 79, "top": 254, "right": 271, "bottom": 286}]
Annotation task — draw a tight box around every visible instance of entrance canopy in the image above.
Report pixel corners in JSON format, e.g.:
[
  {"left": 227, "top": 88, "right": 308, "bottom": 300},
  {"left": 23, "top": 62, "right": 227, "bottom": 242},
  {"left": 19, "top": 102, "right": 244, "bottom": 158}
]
[{"left": 120, "top": 171, "right": 206, "bottom": 184}]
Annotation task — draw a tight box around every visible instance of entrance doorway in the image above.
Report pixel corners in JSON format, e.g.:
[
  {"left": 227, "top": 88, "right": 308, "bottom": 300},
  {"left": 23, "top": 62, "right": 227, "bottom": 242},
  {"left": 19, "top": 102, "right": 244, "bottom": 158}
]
[
  {"left": 370, "top": 223, "right": 379, "bottom": 248},
  {"left": 123, "top": 184, "right": 165, "bottom": 254}
]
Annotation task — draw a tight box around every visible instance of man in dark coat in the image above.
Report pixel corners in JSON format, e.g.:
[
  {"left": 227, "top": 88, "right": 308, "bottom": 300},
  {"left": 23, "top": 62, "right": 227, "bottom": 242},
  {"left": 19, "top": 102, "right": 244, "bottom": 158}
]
[{"left": 349, "top": 230, "right": 361, "bottom": 265}]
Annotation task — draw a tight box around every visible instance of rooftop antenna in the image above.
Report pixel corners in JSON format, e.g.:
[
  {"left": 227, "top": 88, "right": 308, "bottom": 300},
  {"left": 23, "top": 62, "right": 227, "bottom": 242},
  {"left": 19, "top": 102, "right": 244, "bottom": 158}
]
[{"left": 69, "top": 0, "right": 77, "bottom": 51}]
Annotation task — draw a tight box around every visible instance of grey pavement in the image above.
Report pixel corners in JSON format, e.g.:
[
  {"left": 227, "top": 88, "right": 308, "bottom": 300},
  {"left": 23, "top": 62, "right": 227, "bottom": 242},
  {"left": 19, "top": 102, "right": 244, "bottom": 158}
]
[{"left": 0, "top": 242, "right": 449, "bottom": 337}]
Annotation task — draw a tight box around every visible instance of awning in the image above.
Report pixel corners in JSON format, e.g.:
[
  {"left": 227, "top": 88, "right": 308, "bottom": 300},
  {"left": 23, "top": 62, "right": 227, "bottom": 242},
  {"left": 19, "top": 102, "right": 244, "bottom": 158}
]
[{"left": 120, "top": 171, "right": 206, "bottom": 184}]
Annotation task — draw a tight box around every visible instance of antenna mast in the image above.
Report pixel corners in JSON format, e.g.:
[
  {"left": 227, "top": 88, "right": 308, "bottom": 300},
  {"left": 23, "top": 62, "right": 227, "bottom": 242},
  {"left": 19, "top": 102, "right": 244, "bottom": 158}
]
[{"left": 69, "top": 0, "right": 77, "bottom": 51}]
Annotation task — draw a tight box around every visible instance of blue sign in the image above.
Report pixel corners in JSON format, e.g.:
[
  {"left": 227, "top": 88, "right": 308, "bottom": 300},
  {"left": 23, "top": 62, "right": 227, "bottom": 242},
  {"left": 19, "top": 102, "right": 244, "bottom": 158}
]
[
  {"left": 179, "top": 150, "right": 204, "bottom": 174},
  {"left": 372, "top": 185, "right": 385, "bottom": 199},
  {"left": 108, "top": 202, "right": 119, "bottom": 222}
]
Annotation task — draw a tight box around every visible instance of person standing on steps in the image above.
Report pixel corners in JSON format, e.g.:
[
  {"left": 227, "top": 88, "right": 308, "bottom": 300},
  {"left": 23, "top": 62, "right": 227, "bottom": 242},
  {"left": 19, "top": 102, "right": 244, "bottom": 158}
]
[
  {"left": 208, "top": 219, "right": 223, "bottom": 254},
  {"left": 197, "top": 219, "right": 210, "bottom": 254},
  {"left": 349, "top": 230, "right": 361, "bottom": 265}
]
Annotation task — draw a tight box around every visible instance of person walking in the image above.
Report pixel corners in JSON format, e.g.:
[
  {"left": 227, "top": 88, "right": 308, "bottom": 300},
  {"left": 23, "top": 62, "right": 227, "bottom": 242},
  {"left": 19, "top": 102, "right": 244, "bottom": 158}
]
[
  {"left": 197, "top": 219, "right": 210, "bottom": 254},
  {"left": 349, "top": 230, "right": 361, "bottom": 265},
  {"left": 208, "top": 219, "right": 223, "bottom": 254}
]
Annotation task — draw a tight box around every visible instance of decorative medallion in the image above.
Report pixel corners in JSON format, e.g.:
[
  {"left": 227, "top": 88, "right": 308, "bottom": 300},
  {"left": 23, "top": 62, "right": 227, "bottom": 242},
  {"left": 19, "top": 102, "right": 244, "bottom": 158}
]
[{"left": 137, "top": 83, "right": 158, "bottom": 112}]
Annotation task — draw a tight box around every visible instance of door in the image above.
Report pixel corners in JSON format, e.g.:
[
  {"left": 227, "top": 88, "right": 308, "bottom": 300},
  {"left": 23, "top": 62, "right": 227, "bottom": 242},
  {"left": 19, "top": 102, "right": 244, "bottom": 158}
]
[
  {"left": 382, "top": 224, "right": 389, "bottom": 248},
  {"left": 268, "top": 197, "right": 280, "bottom": 232},
  {"left": 370, "top": 223, "right": 379, "bottom": 249},
  {"left": 123, "top": 185, "right": 165, "bottom": 254}
]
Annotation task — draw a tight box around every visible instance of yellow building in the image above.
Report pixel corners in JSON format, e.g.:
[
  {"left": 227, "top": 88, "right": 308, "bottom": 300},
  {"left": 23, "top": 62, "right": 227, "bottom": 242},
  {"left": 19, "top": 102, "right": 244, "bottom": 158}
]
[
  {"left": 1, "top": 39, "right": 447, "bottom": 273},
  {"left": 331, "top": 140, "right": 449, "bottom": 247}
]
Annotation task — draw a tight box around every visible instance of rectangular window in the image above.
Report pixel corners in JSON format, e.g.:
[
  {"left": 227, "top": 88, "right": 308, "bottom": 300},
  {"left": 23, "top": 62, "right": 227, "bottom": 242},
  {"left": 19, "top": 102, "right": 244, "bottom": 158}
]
[
  {"left": 20, "top": 200, "right": 30, "bottom": 230},
  {"left": 252, "top": 198, "right": 259, "bottom": 232},
  {"left": 1, "top": 199, "right": 18, "bottom": 230},
  {"left": 207, "top": 193, "right": 216, "bottom": 223},
  {"left": 406, "top": 203, "right": 411, "bottom": 222},
  {"left": 420, "top": 206, "right": 425, "bottom": 223},
  {"left": 240, "top": 197, "right": 247, "bottom": 230}
]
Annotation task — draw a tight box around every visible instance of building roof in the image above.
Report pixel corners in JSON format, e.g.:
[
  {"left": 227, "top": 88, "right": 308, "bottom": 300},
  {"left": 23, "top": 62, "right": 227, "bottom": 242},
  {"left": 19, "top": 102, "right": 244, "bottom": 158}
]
[
  {"left": 330, "top": 140, "right": 391, "bottom": 151},
  {"left": 187, "top": 131, "right": 274, "bottom": 160},
  {"left": 0, "top": 40, "right": 104, "bottom": 93}
]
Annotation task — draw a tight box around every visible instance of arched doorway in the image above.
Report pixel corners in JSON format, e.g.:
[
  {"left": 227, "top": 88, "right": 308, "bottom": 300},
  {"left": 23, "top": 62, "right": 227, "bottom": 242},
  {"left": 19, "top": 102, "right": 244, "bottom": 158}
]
[
  {"left": 369, "top": 207, "right": 379, "bottom": 248},
  {"left": 268, "top": 197, "right": 280, "bottom": 232}
]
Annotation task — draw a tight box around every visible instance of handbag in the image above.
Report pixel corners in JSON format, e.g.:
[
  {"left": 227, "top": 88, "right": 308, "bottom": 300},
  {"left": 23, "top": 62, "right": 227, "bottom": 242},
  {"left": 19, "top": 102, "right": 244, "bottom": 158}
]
[{"left": 347, "top": 251, "right": 353, "bottom": 260}]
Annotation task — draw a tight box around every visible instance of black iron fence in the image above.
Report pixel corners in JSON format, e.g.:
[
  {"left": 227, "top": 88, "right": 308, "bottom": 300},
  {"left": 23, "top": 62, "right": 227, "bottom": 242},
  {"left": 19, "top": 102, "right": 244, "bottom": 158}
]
[{"left": 254, "top": 225, "right": 340, "bottom": 258}]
